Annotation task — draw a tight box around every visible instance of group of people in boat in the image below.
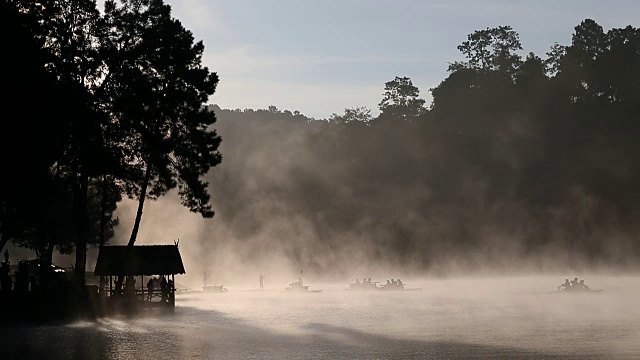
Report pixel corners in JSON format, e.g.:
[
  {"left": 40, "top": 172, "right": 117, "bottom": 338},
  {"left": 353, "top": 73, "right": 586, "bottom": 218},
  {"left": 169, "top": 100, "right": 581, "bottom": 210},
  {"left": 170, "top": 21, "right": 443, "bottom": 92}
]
[
  {"left": 288, "top": 276, "right": 304, "bottom": 288},
  {"left": 558, "top": 277, "right": 591, "bottom": 292},
  {"left": 349, "top": 278, "right": 405, "bottom": 290},
  {"left": 383, "top": 279, "right": 404, "bottom": 289}
]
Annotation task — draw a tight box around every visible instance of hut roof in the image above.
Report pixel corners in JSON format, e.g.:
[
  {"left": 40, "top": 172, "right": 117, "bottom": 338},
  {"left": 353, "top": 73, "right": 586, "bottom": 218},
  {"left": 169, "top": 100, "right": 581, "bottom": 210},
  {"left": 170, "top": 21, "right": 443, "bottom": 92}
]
[{"left": 94, "top": 245, "right": 186, "bottom": 276}]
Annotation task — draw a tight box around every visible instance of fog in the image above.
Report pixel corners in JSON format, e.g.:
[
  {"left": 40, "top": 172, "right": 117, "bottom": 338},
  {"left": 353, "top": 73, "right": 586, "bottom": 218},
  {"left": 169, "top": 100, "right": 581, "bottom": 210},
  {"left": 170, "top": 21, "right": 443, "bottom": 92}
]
[
  {"left": 4, "top": 276, "right": 640, "bottom": 359},
  {"left": 83, "top": 102, "right": 639, "bottom": 292}
]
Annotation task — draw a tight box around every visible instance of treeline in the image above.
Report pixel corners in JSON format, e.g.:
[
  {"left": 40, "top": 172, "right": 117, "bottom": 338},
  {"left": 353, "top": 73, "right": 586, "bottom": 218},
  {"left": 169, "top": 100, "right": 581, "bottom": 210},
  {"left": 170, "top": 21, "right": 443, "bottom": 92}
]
[
  {"left": 206, "top": 20, "right": 640, "bottom": 275},
  {"left": 0, "top": 0, "right": 221, "bottom": 286}
]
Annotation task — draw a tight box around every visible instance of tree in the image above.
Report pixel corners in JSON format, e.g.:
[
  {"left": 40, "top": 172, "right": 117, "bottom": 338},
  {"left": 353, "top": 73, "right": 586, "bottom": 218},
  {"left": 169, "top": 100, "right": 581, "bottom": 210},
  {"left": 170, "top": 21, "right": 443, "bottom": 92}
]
[
  {"left": 449, "top": 26, "right": 523, "bottom": 79},
  {"left": 378, "top": 76, "right": 426, "bottom": 120},
  {"left": 101, "top": 0, "right": 222, "bottom": 248},
  {"left": 0, "top": 1, "right": 74, "bottom": 255},
  {"left": 328, "top": 106, "right": 372, "bottom": 124}
]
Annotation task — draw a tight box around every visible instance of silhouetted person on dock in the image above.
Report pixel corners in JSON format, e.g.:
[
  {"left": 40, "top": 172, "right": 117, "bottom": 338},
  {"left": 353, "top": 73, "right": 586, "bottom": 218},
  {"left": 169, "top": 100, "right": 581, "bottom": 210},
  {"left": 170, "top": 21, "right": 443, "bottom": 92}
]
[
  {"left": 30, "top": 276, "right": 38, "bottom": 292},
  {"left": 161, "top": 276, "right": 168, "bottom": 302},
  {"left": 259, "top": 273, "right": 265, "bottom": 290},
  {"left": 147, "top": 278, "right": 154, "bottom": 301},
  {"left": 0, "top": 261, "right": 10, "bottom": 292}
]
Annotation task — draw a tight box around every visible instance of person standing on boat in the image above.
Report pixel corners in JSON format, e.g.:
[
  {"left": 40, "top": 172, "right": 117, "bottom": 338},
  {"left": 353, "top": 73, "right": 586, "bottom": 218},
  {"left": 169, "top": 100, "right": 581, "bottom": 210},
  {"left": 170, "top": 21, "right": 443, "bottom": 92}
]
[
  {"left": 259, "top": 273, "right": 265, "bottom": 290},
  {"left": 147, "top": 277, "right": 154, "bottom": 301},
  {"left": 203, "top": 272, "right": 208, "bottom": 287}
]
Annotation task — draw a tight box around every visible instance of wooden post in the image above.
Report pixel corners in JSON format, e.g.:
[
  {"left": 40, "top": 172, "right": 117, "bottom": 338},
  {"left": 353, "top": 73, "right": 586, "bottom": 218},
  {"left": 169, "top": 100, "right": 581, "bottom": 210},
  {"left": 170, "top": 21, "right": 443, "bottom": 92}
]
[{"left": 170, "top": 274, "right": 175, "bottom": 306}]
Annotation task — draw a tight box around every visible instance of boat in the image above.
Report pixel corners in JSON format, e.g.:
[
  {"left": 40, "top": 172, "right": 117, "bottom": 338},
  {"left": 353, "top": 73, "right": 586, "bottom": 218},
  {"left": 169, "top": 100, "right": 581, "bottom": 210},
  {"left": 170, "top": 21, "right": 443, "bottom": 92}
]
[
  {"left": 284, "top": 281, "right": 321, "bottom": 293},
  {"left": 552, "top": 278, "right": 602, "bottom": 294},
  {"left": 379, "top": 283, "right": 422, "bottom": 291},
  {"left": 347, "top": 280, "right": 380, "bottom": 291},
  {"left": 346, "top": 279, "right": 422, "bottom": 292},
  {"left": 203, "top": 285, "right": 228, "bottom": 293},
  {"left": 552, "top": 286, "right": 602, "bottom": 294}
]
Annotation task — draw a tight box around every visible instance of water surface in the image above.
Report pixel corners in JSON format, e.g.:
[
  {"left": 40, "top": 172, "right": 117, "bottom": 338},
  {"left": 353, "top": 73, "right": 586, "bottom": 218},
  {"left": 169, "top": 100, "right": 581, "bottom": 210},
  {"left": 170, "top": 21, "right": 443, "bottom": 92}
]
[{"left": 3, "top": 276, "right": 640, "bottom": 359}]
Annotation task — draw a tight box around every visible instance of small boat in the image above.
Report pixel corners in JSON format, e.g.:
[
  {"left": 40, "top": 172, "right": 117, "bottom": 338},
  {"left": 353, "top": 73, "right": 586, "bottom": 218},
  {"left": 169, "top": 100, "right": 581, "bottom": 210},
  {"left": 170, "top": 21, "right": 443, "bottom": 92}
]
[
  {"left": 552, "top": 279, "right": 602, "bottom": 294},
  {"left": 378, "top": 280, "right": 422, "bottom": 291},
  {"left": 285, "top": 282, "right": 321, "bottom": 293},
  {"left": 347, "top": 281, "right": 380, "bottom": 291},
  {"left": 552, "top": 287, "right": 603, "bottom": 294},
  {"left": 203, "top": 285, "right": 228, "bottom": 293}
]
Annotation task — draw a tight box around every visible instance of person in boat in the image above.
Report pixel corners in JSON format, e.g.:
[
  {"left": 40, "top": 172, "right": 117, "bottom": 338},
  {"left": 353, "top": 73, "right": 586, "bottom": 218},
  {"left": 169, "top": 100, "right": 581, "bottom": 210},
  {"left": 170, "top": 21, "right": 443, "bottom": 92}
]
[
  {"left": 570, "top": 277, "right": 579, "bottom": 288},
  {"left": 560, "top": 279, "right": 571, "bottom": 290},
  {"left": 397, "top": 279, "right": 403, "bottom": 286},
  {"left": 579, "top": 280, "right": 589, "bottom": 290},
  {"left": 298, "top": 276, "right": 303, "bottom": 286}
]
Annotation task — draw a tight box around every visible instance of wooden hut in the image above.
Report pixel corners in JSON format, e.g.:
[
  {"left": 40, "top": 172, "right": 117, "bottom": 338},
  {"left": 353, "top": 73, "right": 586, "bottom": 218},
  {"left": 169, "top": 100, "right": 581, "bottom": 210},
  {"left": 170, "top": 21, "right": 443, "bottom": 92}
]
[{"left": 94, "top": 245, "right": 185, "bottom": 308}]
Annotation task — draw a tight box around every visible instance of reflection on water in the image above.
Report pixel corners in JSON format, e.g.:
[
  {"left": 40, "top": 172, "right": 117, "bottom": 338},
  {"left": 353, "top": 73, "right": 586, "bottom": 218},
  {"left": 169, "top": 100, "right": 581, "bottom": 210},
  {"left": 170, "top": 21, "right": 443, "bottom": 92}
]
[{"left": 2, "top": 276, "right": 640, "bottom": 359}]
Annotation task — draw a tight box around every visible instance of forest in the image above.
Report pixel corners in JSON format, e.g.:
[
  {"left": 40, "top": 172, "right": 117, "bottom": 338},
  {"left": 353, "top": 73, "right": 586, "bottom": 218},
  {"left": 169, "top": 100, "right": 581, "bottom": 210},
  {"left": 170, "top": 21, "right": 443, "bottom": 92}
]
[
  {"left": 204, "top": 21, "right": 640, "bottom": 275},
  {"left": 1, "top": 0, "right": 639, "bottom": 286}
]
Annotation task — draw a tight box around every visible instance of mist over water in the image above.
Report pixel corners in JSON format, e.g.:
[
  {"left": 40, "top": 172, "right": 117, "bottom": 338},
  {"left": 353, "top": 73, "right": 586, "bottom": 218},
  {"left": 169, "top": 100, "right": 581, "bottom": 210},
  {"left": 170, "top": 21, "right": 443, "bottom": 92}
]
[{"left": 4, "top": 276, "right": 640, "bottom": 359}]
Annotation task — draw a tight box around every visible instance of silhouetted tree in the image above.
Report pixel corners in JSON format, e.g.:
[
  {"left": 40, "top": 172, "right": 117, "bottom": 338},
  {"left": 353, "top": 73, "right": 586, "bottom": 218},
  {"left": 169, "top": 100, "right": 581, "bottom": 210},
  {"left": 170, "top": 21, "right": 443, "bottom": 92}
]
[
  {"left": 101, "top": 0, "right": 222, "bottom": 249},
  {"left": 328, "top": 106, "right": 373, "bottom": 124},
  {"left": 378, "top": 76, "right": 426, "bottom": 121},
  {"left": 449, "top": 25, "right": 523, "bottom": 78}
]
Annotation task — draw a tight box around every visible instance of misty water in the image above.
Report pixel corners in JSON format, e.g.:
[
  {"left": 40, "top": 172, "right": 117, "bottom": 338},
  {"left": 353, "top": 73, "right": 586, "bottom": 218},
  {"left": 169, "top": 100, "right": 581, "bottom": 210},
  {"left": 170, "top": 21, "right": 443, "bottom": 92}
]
[{"left": 3, "top": 276, "right": 640, "bottom": 359}]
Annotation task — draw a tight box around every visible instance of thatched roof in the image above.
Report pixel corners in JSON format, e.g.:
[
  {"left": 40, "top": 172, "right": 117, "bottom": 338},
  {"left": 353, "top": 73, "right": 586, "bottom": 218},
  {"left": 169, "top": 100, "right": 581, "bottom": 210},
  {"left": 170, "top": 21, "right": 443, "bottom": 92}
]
[{"left": 94, "top": 245, "right": 186, "bottom": 276}]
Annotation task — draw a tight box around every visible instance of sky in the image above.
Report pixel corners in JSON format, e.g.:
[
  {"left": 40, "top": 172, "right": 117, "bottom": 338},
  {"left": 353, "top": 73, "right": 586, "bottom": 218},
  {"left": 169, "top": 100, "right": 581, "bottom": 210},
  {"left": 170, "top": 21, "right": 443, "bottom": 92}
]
[{"left": 157, "top": 0, "right": 640, "bottom": 119}]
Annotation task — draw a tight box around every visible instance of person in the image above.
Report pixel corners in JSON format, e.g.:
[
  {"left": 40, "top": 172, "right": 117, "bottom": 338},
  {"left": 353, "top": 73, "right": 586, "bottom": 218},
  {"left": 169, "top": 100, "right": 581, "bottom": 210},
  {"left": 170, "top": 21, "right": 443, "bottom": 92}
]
[
  {"left": 355, "top": 278, "right": 360, "bottom": 285},
  {"left": 386, "top": 280, "right": 391, "bottom": 286},
  {"left": 161, "top": 276, "right": 168, "bottom": 302},
  {"left": 579, "top": 280, "right": 589, "bottom": 290},
  {"left": 203, "top": 272, "right": 208, "bottom": 287},
  {"left": 298, "top": 276, "right": 303, "bottom": 286},
  {"left": 397, "top": 279, "right": 403, "bottom": 286},
  {"left": 259, "top": 273, "right": 265, "bottom": 290},
  {"left": 30, "top": 276, "right": 38, "bottom": 292},
  {"left": 3, "top": 249, "right": 8, "bottom": 264},
  {"left": 570, "top": 277, "right": 579, "bottom": 288},
  {"left": 147, "top": 277, "right": 154, "bottom": 301},
  {"left": 561, "top": 279, "right": 571, "bottom": 290}
]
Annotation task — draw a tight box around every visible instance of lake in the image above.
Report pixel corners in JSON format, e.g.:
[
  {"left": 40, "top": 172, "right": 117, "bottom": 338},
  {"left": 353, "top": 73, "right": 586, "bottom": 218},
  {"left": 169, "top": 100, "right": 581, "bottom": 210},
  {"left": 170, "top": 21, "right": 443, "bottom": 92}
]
[{"left": 2, "top": 275, "right": 640, "bottom": 359}]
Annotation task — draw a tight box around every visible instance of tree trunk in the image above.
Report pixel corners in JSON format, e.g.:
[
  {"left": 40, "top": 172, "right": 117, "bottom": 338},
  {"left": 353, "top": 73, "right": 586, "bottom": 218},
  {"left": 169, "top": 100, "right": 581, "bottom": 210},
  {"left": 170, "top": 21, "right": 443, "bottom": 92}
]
[
  {"left": 115, "top": 162, "right": 152, "bottom": 292},
  {"left": 74, "top": 172, "right": 89, "bottom": 286},
  {"left": 41, "top": 238, "right": 56, "bottom": 290},
  {"left": 128, "top": 162, "right": 152, "bottom": 246},
  {"left": 100, "top": 175, "right": 107, "bottom": 247},
  {"left": 0, "top": 230, "right": 8, "bottom": 256}
]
